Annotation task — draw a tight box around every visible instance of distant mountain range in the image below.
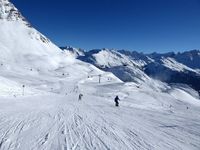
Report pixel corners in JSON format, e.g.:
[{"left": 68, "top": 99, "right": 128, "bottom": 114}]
[
  {"left": 1, "top": 0, "right": 199, "bottom": 94},
  {"left": 61, "top": 46, "right": 200, "bottom": 92}
]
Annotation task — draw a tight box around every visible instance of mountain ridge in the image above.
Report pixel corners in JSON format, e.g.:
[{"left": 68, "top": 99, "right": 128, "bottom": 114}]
[
  {"left": 61, "top": 46, "right": 200, "bottom": 92},
  {"left": 0, "top": 0, "right": 31, "bottom": 26}
]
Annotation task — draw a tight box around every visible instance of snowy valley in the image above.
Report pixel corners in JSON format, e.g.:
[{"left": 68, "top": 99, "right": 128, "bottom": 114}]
[{"left": 0, "top": 0, "right": 200, "bottom": 150}]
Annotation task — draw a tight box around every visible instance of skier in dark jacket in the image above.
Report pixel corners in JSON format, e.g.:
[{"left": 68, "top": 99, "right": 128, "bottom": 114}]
[
  {"left": 114, "top": 96, "right": 120, "bottom": 107},
  {"left": 78, "top": 93, "right": 83, "bottom": 101}
]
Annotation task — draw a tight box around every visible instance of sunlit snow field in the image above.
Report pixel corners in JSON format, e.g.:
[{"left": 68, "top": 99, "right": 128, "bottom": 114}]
[{"left": 0, "top": 62, "right": 200, "bottom": 150}]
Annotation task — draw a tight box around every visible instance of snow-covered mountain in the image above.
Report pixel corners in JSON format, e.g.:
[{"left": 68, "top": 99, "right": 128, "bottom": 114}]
[
  {"left": 60, "top": 47, "right": 149, "bottom": 83},
  {"left": 120, "top": 50, "right": 200, "bottom": 92},
  {"left": 61, "top": 47, "right": 200, "bottom": 92},
  {"left": 0, "top": 0, "right": 30, "bottom": 25},
  {"left": 144, "top": 51, "right": 200, "bottom": 92},
  {"left": 175, "top": 50, "right": 200, "bottom": 69},
  {"left": 60, "top": 46, "right": 85, "bottom": 58},
  {"left": 0, "top": 0, "right": 97, "bottom": 72},
  {"left": 148, "top": 50, "right": 200, "bottom": 69},
  {"left": 0, "top": 0, "right": 120, "bottom": 95},
  {"left": 0, "top": 0, "right": 62, "bottom": 70},
  {"left": 1, "top": 1, "right": 200, "bottom": 150},
  {"left": 77, "top": 49, "right": 152, "bottom": 83}
]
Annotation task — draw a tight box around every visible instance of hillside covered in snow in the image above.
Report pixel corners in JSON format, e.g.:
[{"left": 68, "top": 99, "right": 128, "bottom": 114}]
[
  {"left": 61, "top": 47, "right": 200, "bottom": 92},
  {"left": 0, "top": 0, "right": 200, "bottom": 150}
]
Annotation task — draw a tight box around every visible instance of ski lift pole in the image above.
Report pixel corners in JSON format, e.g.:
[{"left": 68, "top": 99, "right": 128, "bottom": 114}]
[
  {"left": 22, "top": 85, "right": 25, "bottom": 96},
  {"left": 98, "top": 74, "right": 101, "bottom": 83}
]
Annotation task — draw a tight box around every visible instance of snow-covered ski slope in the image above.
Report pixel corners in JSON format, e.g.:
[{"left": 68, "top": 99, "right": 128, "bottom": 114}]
[
  {"left": 0, "top": 0, "right": 200, "bottom": 150},
  {"left": 0, "top": 71, "right": 200, "bottom": 150}
]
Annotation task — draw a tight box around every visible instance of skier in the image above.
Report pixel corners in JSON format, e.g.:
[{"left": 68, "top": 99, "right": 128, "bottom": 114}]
[
  {"left": 78, "top": 93, "right": 83, "bottom": 101},
  {"left": 114, "top": 96, "right": 120, "bottom": 107}
]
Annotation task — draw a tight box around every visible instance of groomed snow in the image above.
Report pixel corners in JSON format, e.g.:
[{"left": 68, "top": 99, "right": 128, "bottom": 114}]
[{"left": 0, "top": 64, "right": 200, "bottom": 150}]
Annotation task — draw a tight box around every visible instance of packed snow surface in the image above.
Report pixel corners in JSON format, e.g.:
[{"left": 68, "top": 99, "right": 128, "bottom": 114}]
[{"left": 0, "top": 64, "right": 200, "bottom": 150}]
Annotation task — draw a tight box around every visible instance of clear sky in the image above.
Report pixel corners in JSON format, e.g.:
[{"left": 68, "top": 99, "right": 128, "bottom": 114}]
[{"left": 12, "top": 0, "right": 200, "bottom": 53}]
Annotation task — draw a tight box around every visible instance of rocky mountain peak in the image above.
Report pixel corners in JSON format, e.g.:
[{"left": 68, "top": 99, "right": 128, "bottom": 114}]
[{"left": 0, "top": 0, "right": 30, "bottom": 26}]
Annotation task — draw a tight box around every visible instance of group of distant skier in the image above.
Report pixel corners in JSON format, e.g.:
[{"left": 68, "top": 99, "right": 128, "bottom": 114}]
[{"left": 78, "top": 93, "right": 121, "bottom": 107}]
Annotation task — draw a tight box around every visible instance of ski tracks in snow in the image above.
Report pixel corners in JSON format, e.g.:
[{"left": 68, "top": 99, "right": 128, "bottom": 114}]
[
  {"left": 0, "top": 98, "right": 151, "bottom": 150},
  {"left": 0, "top": 92, "right": 200, "bottom": 150}
]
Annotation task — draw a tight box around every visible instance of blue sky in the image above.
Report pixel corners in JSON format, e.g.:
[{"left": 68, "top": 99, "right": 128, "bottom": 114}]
[{"left": 12, "top": 0, "right": 200, "bottom": 53}]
